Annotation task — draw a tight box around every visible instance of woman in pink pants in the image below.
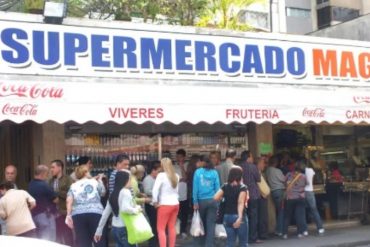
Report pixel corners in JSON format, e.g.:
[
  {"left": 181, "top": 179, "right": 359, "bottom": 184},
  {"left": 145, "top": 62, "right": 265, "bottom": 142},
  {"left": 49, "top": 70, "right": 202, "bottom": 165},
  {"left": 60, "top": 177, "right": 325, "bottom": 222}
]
[{"left": 152, "top": 158, "right": 180, "bottom": 247}]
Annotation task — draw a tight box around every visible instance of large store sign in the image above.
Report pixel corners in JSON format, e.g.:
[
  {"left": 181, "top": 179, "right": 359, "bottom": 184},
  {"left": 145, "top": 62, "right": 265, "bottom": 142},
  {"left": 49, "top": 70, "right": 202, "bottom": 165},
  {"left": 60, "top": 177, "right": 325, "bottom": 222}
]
[
  {"left": 1, "top": 79, "right": 370, "bottom": 124},
  {"left": 0, "top": 20, "right": 370, "bottom": 85}
]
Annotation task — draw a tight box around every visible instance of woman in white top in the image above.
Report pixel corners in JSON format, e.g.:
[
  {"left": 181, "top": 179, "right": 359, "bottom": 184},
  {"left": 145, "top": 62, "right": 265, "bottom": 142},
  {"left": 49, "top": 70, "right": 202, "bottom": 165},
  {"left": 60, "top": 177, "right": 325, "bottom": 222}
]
[
  {"left": 94, "top": 171, "right": 141, "bottom": 247},
  {"left": 304, "top": 164, "right": 325, "bottom": 235},
  {"left": 152, "top": 158, "right": 180, "bottom": 247}
]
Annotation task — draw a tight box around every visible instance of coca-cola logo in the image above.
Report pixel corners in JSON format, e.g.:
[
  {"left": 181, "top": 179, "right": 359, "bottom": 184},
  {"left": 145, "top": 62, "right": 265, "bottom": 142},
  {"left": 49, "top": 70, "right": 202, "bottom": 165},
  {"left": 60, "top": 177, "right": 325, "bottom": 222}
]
[
  {"left": 0, "top": 83, "right": 63, "bottom": 99},
  {"left": 353, "top": 96, "right": 370, "bottom": 104},
  {"left": 302, "top": 108, "right": 325, "bottom": 118},
  {"left": 2, "top": 103, "right": 38, "bottom": 116}
]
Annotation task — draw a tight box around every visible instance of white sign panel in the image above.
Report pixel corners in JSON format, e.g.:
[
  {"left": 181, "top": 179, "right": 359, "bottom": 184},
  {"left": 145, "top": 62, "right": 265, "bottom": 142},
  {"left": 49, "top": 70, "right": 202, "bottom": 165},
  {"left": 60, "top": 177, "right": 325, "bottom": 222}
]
[
  {"left": 1, "top": 79, "right": 370, "bottom": 124},
  {"left": 0, "top": 20, "right": 370, "bottom": 86}
]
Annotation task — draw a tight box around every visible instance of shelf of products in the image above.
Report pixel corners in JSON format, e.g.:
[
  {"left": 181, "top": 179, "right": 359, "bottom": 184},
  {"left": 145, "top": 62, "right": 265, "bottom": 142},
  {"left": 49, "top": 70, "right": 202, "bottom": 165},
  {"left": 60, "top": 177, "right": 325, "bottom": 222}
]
[
  {"left": 65, "top": 133, "right": 160, "bottom": 174},
  {"left": 161, "top": 133, "right": 248, "bottom": 160},
  {"left": 65, "top": 132, "right": 248, "bottom": 175}
]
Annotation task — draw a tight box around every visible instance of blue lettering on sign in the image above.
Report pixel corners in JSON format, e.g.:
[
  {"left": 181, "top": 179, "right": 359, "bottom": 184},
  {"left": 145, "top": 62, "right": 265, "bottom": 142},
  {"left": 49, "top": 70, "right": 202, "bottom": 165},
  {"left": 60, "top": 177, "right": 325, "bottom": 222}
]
[
  {"left": 113, "top": 36, "right": 137, "bottom": 69},
  {"left": 219, "top": 43, "right": 240, "bottom": 73},
  {"left": 33, "top": 31, "right": 60, "bottom": 67},
  {"left": 141, "top": 38, "right": 172, "bottom": 69},
  {"left": 0, "top": 27, "right": 308, "bottom": 79},
  {"left": 1, "top": 28, "right": 29, "bottom": 65},
  {"left": 195, "top": 41, "right": 216, "bottom": 71},
  {"left": 176, "top": 40, "right": 192, "bottom": 71},
  {"left": 64, "top": 33, "right": 88, "bottom": 67},
  {"left": 243, "top": 45, "right": 263, "bottom": 74},
  {"left": 287, "top": 47, "right": 305, "bottom": 76},
  {"left": 91, "top": 35, "right": 110, "bottom": 68},
  {"left": 265, "top": 46, "right": 284, "bottom": 74}
]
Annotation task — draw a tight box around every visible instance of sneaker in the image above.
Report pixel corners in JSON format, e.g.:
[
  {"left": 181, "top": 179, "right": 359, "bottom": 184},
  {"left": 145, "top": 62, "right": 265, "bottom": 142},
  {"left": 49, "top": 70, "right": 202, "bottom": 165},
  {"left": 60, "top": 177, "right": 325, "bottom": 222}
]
[
  {"left": 181, "top": 233, "right": 188, "bottom": 239},
  {"left": 303, "top": 231, "right": 309, "bottom": 236},
  {"left": 282, "top": 234, "right": 288, "bottom": 240},
  {"left": 318, "top": 228, "right": 325, "bottom": 235},
  {"left": 297, "top": 234, "right": 304, "bottom": 239},
  {"left": 275, "top": 232, "right": 283, "bottom": 237}
]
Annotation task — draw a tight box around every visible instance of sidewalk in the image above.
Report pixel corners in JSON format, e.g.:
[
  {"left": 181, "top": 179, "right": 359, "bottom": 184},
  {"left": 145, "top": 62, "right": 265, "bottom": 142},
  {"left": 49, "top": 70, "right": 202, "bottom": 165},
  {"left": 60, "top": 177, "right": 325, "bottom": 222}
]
[{"left": 176, "top": 222, "right": 370, "bottom": 247}]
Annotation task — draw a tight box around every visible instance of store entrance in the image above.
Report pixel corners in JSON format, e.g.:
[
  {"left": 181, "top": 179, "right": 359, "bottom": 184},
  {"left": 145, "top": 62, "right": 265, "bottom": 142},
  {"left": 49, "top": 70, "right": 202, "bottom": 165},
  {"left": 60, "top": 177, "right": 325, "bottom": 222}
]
[{"left": 273, "top": 124, "right": 369, "bottom": 222}]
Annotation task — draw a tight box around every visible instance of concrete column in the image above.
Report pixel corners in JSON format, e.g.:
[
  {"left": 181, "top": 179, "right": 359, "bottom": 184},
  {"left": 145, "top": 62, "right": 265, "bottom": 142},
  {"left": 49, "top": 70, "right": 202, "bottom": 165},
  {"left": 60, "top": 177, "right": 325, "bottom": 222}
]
[
  {"left": 0, "top": 122, "right": 12, "bottom": 181},
  {"left": 32, "top": 121, "right": 65, "bottom": 167},
  {"left": 248, "top": 122, "right": 274, "bottom": 158}
]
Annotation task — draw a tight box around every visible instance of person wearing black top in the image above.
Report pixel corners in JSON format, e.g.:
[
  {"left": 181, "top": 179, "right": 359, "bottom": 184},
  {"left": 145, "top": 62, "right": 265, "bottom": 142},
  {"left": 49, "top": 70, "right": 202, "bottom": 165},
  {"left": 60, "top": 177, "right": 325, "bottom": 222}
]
[{"left": 214, "top": 166, "right": 249, "bottom": 247}]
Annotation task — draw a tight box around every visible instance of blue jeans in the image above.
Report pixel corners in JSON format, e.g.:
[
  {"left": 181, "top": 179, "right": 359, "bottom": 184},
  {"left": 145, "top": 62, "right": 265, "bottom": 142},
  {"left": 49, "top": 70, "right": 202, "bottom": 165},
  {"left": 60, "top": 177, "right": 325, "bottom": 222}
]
[
  {"left": 195, "top": 199, "right": 218, "bottom": 247},
  {"left": 271, "top": 189, "right": 285, "bottom": 234},
  {"left": 283, "top": 198, "right": 306, "bottom": 235},
  {"left": 112, "top": 227, "right": 136, "bottom": 247},
  {"left": 304, "top": 191, "right": 323, "bottom": 231},
  {"left": 0, "top": 218, "right": 6, "bottom": 235},
  {"left": 33, "top": 212, "right": 56, "bottom": 241},
  {"left": 223, "top": 214, "right": 248, "bottom": 247}
]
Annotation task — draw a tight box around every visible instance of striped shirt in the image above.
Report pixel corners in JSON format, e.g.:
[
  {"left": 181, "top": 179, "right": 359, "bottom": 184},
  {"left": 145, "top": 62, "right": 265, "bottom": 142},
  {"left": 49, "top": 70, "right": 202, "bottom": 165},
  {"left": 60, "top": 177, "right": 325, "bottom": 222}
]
[{"left": 241, "top": 162, "right": 261, "bottom": 200}]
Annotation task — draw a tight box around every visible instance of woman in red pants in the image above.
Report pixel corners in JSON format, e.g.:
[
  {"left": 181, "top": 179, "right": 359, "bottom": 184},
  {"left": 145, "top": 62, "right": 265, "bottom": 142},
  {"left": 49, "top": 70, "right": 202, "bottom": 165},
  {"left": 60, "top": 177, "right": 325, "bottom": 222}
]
[{"left": 152, "top": 158, "right": 180, "bottom": 247}]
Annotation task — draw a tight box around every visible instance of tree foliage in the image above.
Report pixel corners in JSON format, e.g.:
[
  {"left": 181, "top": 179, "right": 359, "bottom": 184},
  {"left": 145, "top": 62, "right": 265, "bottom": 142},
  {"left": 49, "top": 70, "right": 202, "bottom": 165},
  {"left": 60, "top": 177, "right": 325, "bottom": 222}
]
[
  {"left": 0, "top": 0, "right": 265, "bottom": 31},
  {"left": 161, "top": 0, "right": 208, "bottom": 26},
  {"left": 197, "top": 0, "right": 265, "bottom": 31}
]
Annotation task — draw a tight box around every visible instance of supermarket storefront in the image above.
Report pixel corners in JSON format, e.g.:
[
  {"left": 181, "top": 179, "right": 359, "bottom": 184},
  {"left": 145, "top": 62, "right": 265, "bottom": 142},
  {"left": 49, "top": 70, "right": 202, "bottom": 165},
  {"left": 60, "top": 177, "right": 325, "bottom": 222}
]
[{"left": 1, "top": 12, "right": 370, "bottom": 193}]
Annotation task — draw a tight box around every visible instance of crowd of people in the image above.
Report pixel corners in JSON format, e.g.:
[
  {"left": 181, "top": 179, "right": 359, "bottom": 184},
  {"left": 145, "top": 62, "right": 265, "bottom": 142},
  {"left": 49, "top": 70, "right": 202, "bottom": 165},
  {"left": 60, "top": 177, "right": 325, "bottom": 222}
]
[{"left": 0, "top": 149, "right": 328, "bottom": 247}]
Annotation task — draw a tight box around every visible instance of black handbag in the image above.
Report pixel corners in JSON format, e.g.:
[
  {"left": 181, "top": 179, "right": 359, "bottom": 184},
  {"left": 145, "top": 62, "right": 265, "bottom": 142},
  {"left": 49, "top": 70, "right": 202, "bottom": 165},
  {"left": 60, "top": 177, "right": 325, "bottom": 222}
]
[{"left": 216, "top": 198, "right": 225, "bottom": 224}]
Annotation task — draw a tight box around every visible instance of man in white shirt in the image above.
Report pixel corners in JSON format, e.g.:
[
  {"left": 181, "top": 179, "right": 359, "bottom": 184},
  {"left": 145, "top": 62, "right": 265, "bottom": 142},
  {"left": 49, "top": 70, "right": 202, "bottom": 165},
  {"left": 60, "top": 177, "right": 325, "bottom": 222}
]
[
  {"left": 1, "top": 164, "right": 19, "bottom": 235},
  {"left": 173, "top": 149, "right": 189, "bottom": 238},
  {"left": 0, "top": 181, "right": 36, "bottom": 237},
  {"left": 304, "top": 166, "right": 325, "bottom": 235},
  {"left": 143, "top": 161, "right": 161, "bottom": 247}
]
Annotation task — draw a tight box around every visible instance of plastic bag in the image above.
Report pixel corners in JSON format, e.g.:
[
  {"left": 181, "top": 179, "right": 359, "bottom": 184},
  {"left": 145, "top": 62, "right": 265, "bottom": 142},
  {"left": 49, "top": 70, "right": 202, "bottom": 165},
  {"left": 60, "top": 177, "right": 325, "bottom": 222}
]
[
  {"left": 215, "top": 224, "right": 227, "bottom": 238},
  {"left": 190, "top": 210, "right": 205, "bottom": 237},
  {"left": 120, "top": 211, "right": 154, "bottom": 244},
  {"left": 176, "top": 219, "right": 181, "bottom": 235}
]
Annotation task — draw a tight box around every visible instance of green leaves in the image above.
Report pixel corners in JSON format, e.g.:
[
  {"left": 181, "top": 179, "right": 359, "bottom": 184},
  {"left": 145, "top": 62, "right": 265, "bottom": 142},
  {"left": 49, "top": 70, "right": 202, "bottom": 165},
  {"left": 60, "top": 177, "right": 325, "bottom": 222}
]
[{"left": 197, "top": 0, "right": 265, "bottom": 31}]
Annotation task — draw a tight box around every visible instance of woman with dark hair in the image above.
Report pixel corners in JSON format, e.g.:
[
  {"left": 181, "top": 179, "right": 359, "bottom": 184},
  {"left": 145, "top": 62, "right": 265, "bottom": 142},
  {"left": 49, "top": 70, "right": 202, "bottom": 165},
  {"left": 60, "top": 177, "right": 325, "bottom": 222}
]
[
  {"left": 94, "top": 171, "right": 141, "bottom": 247},
  {"left": 214, "top": 166, "right": 249, "bottom": 247},
  {"left": 186, "top": 155, "right": 204, "bottom": 205},
  {"left": 282, "top": 159, "right": 307, "bottom": 239},
  {"left": 143, "top": 161, "right": 162, "bottom": 247},
  {"left": 192, "top": 158, "right": 220, "bottom": 247}
]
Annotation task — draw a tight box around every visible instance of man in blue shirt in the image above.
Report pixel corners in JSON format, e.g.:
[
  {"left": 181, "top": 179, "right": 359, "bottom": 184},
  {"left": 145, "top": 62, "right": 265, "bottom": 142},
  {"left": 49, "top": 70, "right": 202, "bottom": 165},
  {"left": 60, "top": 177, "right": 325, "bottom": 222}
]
[
  {"left": 28, "top": 164, "right": 57, "bottom": 241},
  {"left": 108, "top": 154, "right": 130, "bottom": 194}
]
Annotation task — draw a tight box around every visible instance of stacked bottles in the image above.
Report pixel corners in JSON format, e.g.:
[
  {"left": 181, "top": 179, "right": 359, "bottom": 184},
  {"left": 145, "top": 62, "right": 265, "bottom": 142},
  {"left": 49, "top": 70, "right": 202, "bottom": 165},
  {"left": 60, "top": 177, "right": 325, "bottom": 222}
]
[{"left": 65, "top": 133, "right": 160, "bottom": 176}]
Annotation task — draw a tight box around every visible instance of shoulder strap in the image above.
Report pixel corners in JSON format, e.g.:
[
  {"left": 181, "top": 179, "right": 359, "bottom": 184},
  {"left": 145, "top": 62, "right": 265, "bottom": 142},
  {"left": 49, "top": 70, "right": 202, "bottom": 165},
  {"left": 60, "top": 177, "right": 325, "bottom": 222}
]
[{"left": 286, "top": 173, "right": 301, "bottom": 192}]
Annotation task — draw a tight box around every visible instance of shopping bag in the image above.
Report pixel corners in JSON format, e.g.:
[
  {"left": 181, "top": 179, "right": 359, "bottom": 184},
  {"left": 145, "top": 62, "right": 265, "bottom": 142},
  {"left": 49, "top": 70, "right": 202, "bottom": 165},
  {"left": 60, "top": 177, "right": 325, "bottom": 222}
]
[
  {"left": 216, "top": 199, "right": 225, "bottom": 224},
  {"left": 215, "top": 224, "right": 227, "bottom": 238},
  {"left": 120, "top": 211, "right": 154, "bottom": 244},
  {"left": 258, "top": 175, "right": 271, "bottom": 198},
  {"left": 176, "top": 219, "right": 181, "bottom": 235},
  {"left": 190, "top": 210, "right": 205, "bottom": 237}
]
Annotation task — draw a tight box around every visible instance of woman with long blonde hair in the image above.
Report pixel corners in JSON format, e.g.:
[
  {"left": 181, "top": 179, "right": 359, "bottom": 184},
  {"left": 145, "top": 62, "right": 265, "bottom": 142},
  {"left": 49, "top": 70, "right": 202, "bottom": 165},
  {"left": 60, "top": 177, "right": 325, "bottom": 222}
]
[{"left": 152, "top": 158, "right": 180, "bottom": 247}]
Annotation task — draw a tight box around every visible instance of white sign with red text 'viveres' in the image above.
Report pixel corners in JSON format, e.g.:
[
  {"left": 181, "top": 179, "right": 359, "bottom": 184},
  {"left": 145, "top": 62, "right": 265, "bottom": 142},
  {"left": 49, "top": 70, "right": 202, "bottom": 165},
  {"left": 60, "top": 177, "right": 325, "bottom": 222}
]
[{"left": 1, "top": 80, "right": 370, "bottom": 124}]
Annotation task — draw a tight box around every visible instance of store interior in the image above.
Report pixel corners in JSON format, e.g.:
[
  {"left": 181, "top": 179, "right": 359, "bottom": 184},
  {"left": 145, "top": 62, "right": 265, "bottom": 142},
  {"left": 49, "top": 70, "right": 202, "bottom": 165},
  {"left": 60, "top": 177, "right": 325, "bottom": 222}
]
[{"left": 1, "top": 121, "right": 370, "bottom": 221}]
